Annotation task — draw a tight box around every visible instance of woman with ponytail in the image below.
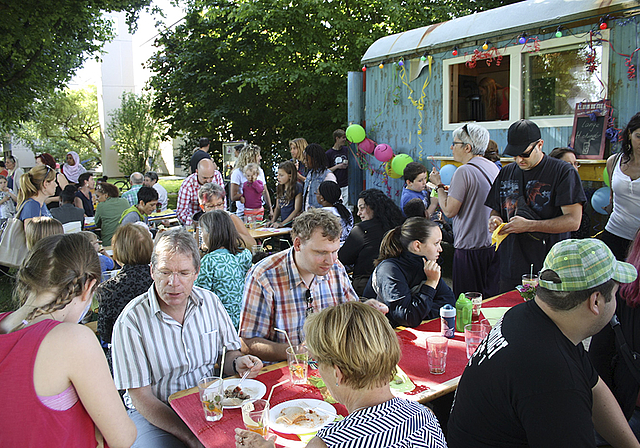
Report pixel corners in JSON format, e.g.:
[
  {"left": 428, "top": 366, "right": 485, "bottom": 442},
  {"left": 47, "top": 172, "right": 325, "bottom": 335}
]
[
  {"left": 0, "top": 233, "right": 136, "bottom": 447},
  {"left": 315, "top": 180, "right": 353, "bottom": 244},
  {"left": 362, "top": 217, "right": 455, "bottom": 328},
  {"left": 17, "top": 164, "right": 57, "bottom": 224}
]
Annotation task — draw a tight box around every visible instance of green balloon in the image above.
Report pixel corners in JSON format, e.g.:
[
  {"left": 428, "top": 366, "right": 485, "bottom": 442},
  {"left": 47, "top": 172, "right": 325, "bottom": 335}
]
[
  {"left": 346, "top": 124, "right": 366, "bottom": 144},
  {"left": 603, "top": 166, "right": 610, "bottom": 187},
  {"left": 391, "top": 154, "right": 413, "bottom": 177}
]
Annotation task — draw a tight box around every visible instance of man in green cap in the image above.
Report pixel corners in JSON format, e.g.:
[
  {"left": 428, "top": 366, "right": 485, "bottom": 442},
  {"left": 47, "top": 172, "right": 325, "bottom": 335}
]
[{"left": 448, "top": 238, "right": 640, "bottom": 448}]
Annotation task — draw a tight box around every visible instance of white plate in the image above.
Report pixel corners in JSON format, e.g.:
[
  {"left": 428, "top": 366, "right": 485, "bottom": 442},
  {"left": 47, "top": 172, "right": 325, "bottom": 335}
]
[
  {"left": 269, "top": 399, "right": 337, "bottom": 435},
  {"left": 207, "top": 378, "right": 266, "bottom": 409}
]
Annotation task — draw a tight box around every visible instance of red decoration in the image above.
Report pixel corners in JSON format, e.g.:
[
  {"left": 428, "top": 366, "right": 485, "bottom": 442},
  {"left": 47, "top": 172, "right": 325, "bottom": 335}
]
[
  {"left": 452, "top": 48, "right": 458, "bottom": 56},
  {"left": 362, "top": 66, "right": 367, "bottom": 72},
  {"left": 599, "top": 21, "right": 607, "bottom": 30}
]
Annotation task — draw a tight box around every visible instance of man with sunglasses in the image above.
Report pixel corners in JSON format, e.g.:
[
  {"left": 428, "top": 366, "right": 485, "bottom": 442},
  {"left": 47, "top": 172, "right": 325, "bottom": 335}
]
[{"left": 486, "top": 119, "right": 586, "bottom": 292}]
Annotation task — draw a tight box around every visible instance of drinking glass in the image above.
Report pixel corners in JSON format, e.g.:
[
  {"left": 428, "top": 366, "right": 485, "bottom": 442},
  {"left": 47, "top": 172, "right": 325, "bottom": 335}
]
[
  {"left": 198, "top": 377, "right": 224, "bottom": 422},
  {"left": 465, "top": 292, "right": 483, "bottom": 321},
  {"left": 426, "top": 336, "right": 449, "bottom": 375},
  {"left": 241, "top": 399, "right": 269, "bottom": 437},
  {"left": 286, "top": 345, "right": 309, "bottom": 384},
  {"left": 465, "top": 323, "right": 485, "bottom": 359}
]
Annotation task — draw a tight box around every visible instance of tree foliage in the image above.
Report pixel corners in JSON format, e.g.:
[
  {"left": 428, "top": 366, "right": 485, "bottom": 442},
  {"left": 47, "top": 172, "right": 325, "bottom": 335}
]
[
  {"left": 148, "top": 0, "right": 522, "bottom": 176},
  {"left": 15, "top": 86, "right": 102, "bottom": 168},
  {"left": 0, "top": 0, "right": 151, "bottom": 129},
  {"left": 107, "top": 91, "right": 165, "bottom": 175}
]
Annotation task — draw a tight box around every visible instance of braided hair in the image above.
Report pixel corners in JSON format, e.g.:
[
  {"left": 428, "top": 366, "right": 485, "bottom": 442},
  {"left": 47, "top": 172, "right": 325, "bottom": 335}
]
[{"left": 13, "top": 233, "right": 101, "bottom": 330}]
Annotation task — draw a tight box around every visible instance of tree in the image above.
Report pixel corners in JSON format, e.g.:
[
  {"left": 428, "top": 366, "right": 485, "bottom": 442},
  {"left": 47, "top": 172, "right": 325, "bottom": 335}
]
[
  {"left": 107, "top": 91, "right": 165, "bottom": 175},
  {"left": 0, "top": 0, "right": 151, "bottom": 129},
  {"left": 148, "top": 0, "right": 522, "bottom": 178},
  {"left": 15, "top": 86, "right": 102, "bottom": 168}
]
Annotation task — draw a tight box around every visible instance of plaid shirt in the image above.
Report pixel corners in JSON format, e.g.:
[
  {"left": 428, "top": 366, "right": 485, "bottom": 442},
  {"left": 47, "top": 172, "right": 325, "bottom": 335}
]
[
  {"left": 239, "top": 248, "right": 358, "bottom": 345},
  {"left": 176, "top": 171, "right": 224, "bottom": 225},
  {"left": 122, "top": 184, "right": 142, "bottom": 206}
]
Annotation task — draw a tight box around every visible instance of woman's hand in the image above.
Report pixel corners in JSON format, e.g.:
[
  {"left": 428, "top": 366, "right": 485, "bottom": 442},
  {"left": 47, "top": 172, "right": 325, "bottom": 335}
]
[
  {"left": 423, "top": 259, "right": 441, "bottom": 288},
  {"left": 429, "top": 168, "right": 441, "bottom": 186},
  {"left": 235, "top": 428, "right": 275, "bottom": 448}
]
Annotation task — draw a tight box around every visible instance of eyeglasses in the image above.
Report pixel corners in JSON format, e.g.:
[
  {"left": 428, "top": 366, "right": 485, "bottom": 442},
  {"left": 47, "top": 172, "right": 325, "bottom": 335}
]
[
  {"left": 517, "top": 140, "right": 541, "bottom": 159},
  {"left": 305, "top": 289, "right": 314, "bottom": 317},
  {"left": 451, "top": 141, "right": 466, "bottom": 147},
  {"left": 154, "top": 270, "right": 196, "bottom": 281}
]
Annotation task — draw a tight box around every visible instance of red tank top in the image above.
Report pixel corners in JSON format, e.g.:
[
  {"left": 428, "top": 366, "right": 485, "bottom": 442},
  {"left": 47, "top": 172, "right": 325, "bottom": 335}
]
[{"left": 0, "top": 313, "right": 99, "bottom": 447}]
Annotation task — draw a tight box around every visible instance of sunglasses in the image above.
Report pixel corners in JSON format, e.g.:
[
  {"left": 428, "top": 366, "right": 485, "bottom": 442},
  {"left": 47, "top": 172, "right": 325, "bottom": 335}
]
[
  {"left": 305, "top": 289, "right": 314, "bottom": 317},
  {"left": 517, "top": 140, "right": 541, "bottom": 158}
]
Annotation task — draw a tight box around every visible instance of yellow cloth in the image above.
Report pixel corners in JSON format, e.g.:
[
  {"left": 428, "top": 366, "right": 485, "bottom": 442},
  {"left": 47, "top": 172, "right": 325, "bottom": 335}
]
[{"left": 492, "top": 223, "right": 508, "bottom": 250}]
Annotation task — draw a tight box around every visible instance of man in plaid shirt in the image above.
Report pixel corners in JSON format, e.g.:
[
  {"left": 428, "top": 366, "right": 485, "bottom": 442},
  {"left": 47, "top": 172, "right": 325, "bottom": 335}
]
[
  {"left": 239, "top": 209, "right": 387, "bottom": 361},
  {"left": 176, "top": 158, "right": 223, "bottom": 225}
]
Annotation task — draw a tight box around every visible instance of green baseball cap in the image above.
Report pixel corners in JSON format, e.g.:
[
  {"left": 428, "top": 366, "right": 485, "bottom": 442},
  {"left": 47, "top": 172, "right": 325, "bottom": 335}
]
[{"left": 539, "top": 239, "right": 637, "bottom": 291}]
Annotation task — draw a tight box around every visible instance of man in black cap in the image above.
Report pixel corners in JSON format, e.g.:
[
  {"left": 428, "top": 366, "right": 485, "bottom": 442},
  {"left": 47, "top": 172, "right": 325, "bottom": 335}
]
[{"left": 485, "top": 119, "right": 586, "bottom": 292}]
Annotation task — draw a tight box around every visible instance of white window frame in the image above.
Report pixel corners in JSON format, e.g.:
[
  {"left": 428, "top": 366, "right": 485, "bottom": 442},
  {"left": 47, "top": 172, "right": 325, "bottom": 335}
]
[{"left": 442, "top": 30, "right": 609, "bottom": 131}]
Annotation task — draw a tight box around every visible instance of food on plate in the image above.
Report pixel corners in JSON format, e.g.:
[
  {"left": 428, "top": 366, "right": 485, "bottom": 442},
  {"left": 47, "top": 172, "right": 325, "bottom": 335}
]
[
  {"left": 221, "top": 385, "right": 252, "bottom": 406},
  {"left": 275, "top": 406, "right": 326, "bottom": 428}
]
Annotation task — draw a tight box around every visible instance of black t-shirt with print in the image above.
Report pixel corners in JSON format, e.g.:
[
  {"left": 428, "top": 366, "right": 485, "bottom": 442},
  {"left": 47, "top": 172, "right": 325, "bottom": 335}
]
[
  {"left": 484, "top": 155, "right": 585, "bottom": 283},
  {"left": 448, "top": 299, "right": 599, "bottom": 448}
]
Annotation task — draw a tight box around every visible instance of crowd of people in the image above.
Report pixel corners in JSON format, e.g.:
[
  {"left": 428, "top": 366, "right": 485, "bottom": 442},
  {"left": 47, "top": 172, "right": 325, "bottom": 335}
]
[{"left": 1, "top": 112, "right": 640, "bottom": 448}]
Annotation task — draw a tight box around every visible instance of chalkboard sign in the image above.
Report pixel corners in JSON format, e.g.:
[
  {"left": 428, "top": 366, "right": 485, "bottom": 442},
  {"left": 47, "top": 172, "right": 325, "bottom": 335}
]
[{"left": 570, "top": 100, "right": 610, "bottom": 159}]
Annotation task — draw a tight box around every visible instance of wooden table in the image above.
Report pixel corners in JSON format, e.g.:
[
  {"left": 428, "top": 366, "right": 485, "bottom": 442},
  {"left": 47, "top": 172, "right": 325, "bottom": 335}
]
[
  {"left": 169, "top": 290, "right": 523, "bottom": 447},
  {"left": 248, "top": 226, "right": 291, "bottom": 240}
]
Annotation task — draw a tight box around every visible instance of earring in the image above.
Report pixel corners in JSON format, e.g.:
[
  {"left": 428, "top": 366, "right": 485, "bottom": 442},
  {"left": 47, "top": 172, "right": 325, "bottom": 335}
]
[{"left": 335, "top": 382, "right": 339, "bottom": 386}]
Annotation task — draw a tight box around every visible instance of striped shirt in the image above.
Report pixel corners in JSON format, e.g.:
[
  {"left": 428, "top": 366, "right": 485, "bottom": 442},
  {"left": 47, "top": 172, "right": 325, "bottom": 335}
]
[
  {"left": 317, "top": 397, "right": 448, "bottom": 448},
  {"left": 239, "top": 248, "right": 357, "bottom": 346},
  {"left": 111, "top": 284, "right": 241, "bottom": 404}
]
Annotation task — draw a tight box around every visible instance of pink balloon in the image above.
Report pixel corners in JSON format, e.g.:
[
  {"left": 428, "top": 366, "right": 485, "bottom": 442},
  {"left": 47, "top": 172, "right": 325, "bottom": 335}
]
[
  {"left": 374, "top": 143, "right": 394, "bottom": 162},
  {"left": 358, "top": 137, "right": 376, "bottom": 154}
]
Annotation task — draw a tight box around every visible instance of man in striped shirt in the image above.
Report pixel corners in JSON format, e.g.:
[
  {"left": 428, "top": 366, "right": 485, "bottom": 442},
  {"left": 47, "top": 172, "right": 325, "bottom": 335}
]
[
  {"left": 112, "top": 228, "right": 262, "bottom": 448},
  {"left": 176, "top": 158, "right": 224, "bottom": 226},
  {"left": 239, "top": 209, "right": 387, "bottom": 362}
]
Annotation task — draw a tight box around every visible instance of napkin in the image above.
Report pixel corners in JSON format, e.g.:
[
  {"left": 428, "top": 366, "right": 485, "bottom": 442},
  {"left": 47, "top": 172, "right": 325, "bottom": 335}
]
[{"left": 491, "top": 223, "right": 507, "bottom": 250}]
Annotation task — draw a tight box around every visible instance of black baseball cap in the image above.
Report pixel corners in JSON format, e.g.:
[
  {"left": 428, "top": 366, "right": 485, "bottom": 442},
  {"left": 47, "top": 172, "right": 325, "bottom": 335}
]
[{"left": 503, "top": 119, "right": 541, "bottom": 157}]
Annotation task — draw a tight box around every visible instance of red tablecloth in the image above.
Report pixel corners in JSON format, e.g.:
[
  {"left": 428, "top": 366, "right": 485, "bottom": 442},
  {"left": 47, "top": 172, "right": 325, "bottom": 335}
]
[
  {"left": 395, "top": 290, "right": 522, "bottom": 400},
  {"left": 170, "top": 366, "right": 348, "bottom": 447},
  {"left": 171, "top": 290, "right": 523, "bottom": 447}
]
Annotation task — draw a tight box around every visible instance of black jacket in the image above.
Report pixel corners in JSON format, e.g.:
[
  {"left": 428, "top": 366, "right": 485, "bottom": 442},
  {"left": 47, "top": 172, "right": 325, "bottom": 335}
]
[{"left": 362, "top": 250, "right": 455, "bottom": 328}]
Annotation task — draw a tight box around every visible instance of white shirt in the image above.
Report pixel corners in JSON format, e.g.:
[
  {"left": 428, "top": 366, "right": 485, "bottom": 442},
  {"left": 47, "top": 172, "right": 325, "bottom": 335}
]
[
  {"left": 111, "top": 284, "right": 241, "bottom": 404},
  {"left": 606, "top": 156, "right": 640, "bottom": 240},
  {"left": 152, "top": 183, "right": 168, "bottom": 211}
]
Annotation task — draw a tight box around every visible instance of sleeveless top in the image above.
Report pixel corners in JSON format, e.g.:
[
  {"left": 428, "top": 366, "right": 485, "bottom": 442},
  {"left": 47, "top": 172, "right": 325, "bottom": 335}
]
[
  {"left": 0, "top": 314, "right": 98, "bottom": 447},
  {"left": 75, "top": 190, "right": 94, "bottom": 217},
  {"left": 316, "top": 397, "right": 447, "bottom": 448},
  {"left": 605, "top": 155, "right": 640, "bottom": 240}
]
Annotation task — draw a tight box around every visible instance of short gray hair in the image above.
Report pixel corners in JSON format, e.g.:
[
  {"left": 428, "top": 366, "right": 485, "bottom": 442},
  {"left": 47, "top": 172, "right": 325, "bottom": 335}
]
[
  {"left": 453, "top": 123, "right": 490, "bottom": 156},
  {"left": 130, "top": 172, "right": 144, "bottom": 185},
  {"left": 151, "top": 228, "right": 200, "bottom": 272},
  {"left": 198, "top": 182, "right": 225, "bottom": 202}
]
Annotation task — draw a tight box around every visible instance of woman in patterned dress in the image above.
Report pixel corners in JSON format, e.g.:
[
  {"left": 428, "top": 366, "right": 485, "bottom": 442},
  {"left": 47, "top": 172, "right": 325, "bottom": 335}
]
[
  {"left": 194, "top": 210, "right": 252, "bottom": 329},
  {"left": 234, "top": 302, "right": 447, "bottom": 448}
]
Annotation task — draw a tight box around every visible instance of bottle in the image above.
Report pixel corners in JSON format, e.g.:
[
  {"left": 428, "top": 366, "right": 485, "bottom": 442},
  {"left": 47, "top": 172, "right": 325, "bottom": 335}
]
[
  {"left": 455, "top": 294, "right": 473, "bottom": 333},
  {"left": 440, "top": 304, "right": 456, "bottom": 338}
]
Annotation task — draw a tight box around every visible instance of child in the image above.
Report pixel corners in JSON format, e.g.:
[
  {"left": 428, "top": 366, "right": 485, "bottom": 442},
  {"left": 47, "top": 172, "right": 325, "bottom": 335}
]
[
  {"left": 268, "top": 161, "right": 302, "bottom": 228},
  {"left": 242, "top": 163, "right": 264, "bottom": 221},
  {"left": 0, "top": 175, "right": 17, "bottom": 225},
  {"left": 403, "top": 197, "right": 427, "bottom": 218},
  {"left": 194, "top": 210, "right": 252, "bottom": 329},
  {"left": 315, "top": 181, "right": 353, "bottom": 244},
  {"left": 400, "top": 162, "right": 437, "bottom": 217},
  {"left": 24, "top": 217, "right": 63, "bottom": 250},
  {"left": 80, "top": 231, "right": 115, "bottom": 276}
]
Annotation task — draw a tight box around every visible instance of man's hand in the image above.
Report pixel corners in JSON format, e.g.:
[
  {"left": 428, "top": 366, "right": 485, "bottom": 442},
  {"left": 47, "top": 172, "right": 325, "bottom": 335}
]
[
  {"left": 363, "top": 299, "right": 389, "bottom": 314},
  {"left": 488, "top": 216, "right": 504, "bottom": 232},
  {"left": 502, "top": 216, "right": 533, "bottom": 235},
  {"left": 234, "top": 355, "right": 263, "bottom": 378},
  {"left": 338, "top": 162, "right": 348, "bottom": 170}
]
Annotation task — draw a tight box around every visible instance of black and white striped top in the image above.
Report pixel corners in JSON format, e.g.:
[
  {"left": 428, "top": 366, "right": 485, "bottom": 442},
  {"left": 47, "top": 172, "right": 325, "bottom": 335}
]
[
  {"left": 316, "top": 397, "right": 447, "bottom": 448},
  {"left": 112, "top": 284, "right": 241, "bottom": 404}
]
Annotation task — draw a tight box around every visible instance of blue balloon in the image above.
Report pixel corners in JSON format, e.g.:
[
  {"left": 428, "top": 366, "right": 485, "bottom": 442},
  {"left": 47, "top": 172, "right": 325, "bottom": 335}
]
[
  {"left": 439, "top": 164, "right": 458, "bottom": 185},
  {"left": 591, "top": 187, "right": 611, "bottom": 215}
]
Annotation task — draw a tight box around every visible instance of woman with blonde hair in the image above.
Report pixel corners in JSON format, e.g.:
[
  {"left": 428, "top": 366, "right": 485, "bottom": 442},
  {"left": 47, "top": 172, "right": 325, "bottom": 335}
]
[
  {"left": 0, "top": 233, "right": 136, "bottom": 447},
  {"left": 17, "top": 164, "right": 57, "bottom": 224},
  {"left": 289, "top": 137, "right": 309, "bottom": 182},
  {"left": 96, "top": 224, "right": 154, "bottom": 368},
  {"left": 234, "top": 302, "right": 447, "bottom": 447},
  {"left": 24, "top": 216, "right": 64, "bottom": 250},
  {"left": 230, "top": 144, "right": 273, "bottom": 218}
]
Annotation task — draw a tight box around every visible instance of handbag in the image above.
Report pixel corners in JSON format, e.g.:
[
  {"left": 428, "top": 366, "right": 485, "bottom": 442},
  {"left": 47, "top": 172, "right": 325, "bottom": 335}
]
[{"left": 0, "top": 202, "right": 28, "bottom": 268}]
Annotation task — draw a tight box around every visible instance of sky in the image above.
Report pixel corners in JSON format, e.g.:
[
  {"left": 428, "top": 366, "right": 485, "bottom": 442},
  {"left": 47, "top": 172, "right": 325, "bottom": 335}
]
[{"left": 69, "top": 0, "right": 185, "bottom": 91}]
